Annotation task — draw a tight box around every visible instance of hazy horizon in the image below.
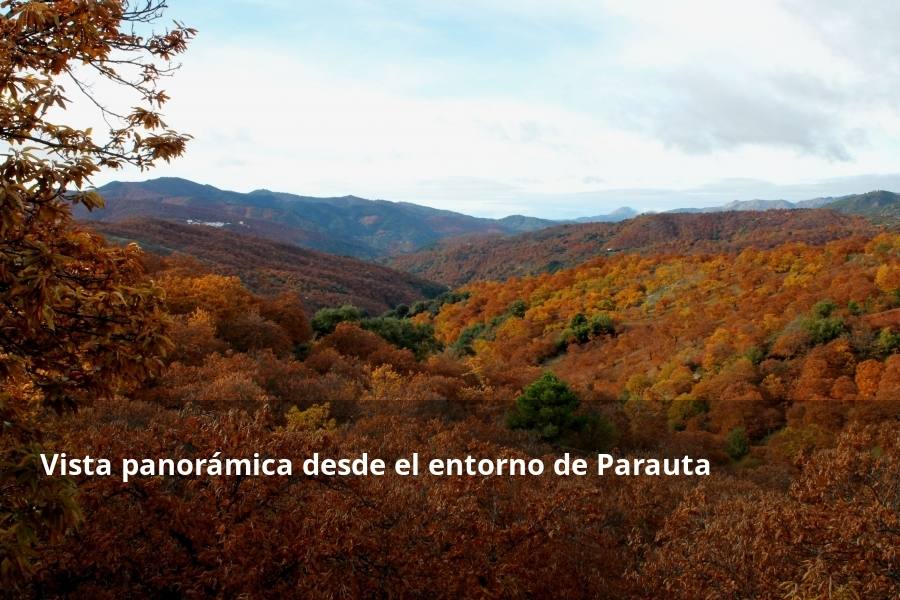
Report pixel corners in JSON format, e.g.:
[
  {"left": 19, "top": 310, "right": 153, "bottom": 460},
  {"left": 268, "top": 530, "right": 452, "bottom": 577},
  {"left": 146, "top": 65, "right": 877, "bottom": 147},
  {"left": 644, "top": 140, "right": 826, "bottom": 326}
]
[
  {"left": 82, "top": 1, "right": 900, "bottom": 218},
  {"left": 99, "top": 173, "right": 900, "bottom": 220}
]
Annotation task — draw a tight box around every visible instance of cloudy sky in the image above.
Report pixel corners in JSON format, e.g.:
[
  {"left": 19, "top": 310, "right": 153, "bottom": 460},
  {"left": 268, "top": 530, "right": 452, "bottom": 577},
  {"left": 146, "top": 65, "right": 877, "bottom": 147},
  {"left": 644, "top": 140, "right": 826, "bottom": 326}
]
[{"left": 92, "top": 0, "right": 900, "bottom": 218}]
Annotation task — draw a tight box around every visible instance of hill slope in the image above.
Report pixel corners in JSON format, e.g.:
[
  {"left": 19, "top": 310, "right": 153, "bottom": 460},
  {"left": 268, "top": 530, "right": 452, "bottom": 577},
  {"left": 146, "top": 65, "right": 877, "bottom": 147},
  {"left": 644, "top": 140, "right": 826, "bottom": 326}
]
[
  {"left": 93, "top": 218, "right": 445, "bottom": 313},
  {"left": 78, "top": 178, "right": 556, "bottom": 258},
  {"left": 667, "top": 190, "right": 900, "bottom": 215},
  {"left": 421, "top": 231, "right": 900, "bottom": 404},
  {"left": 822, "top": 190, "right": 900, "bottom": 221},
  {"left": 389, "top": 209, "right": 879, "bottom": 286}
]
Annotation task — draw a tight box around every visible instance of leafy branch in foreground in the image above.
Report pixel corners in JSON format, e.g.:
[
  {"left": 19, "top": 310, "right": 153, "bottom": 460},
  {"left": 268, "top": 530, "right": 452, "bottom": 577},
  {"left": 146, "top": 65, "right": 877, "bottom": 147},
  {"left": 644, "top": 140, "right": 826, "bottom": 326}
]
[{"left": 1, "top": 0, "right": 194, "bottom": 581}]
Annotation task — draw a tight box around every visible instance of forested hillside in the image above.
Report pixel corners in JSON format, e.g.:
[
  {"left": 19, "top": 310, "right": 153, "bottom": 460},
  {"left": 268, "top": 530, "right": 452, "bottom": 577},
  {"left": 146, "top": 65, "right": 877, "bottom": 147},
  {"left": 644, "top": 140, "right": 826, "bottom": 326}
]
[
  {"left": 423, "top": 234, "right": 900, "bottom": 404},
  {"left": 823, "top": 190, "right": 900, "bottom": 222},
  {"left": 4, "top": 2, "right": 899, "bottom": 599},
  {"left": 93, "top": 218, "right": 445, "bottom": 313},
  {"left": 76, "top": 178, "right": 554, "bottom": 257},
  {"left": 391, "top": 209, "right": 878, "bottom": 286},
  {"left": 20, "top": 231, "right": 899, "bottom": 598}
]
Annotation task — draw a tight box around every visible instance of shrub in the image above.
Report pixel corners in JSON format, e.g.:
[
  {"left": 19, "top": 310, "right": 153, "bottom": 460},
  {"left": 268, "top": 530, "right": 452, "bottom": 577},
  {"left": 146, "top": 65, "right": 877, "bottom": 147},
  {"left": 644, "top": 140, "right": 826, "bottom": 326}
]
[
  {"left": 667, "top": 396, "right": 708, "bottom": 430},
  {"left": 448, "top": 300, "right": 529, "bottom": 356},
  {"left": 811, "top": 299, "right": 837, "bottom": 319},
  {"left": 725, "top": 426, "right": 750, "bottom": 460},
  {"left": 561, "top": 312, "right": 616, "bottom": 347},
  {"left": 802, "top": 316, "right": 846, "bottom": 345},
  {"left": 568, "top": 313, "right": 591, "bottom": 344},
  {"left": 311, "top": 305, "right": 362, "bottom": 336},
  {"left": 590, "top": 313, "right": 616, "bottom": 336},
  {"left": 801, "top": 300, "right": 845, "bottom": 345},
  {"left": 744, "top": 346, "right": 765, "bottom": 365},
  {"left": 286, "top": 403, "right": 336, "bottom": 432},
  {"left": 876, "top": 327, "right": 900, "bottom": 355},
  {"left": 408, "top": 291, "right": 469, "bottom": 317},
  {"left": 451, "top": 323, "right": 487, "bottom": 356},
  {"left": 361, "top": 317, "right": 442, "bottom": 359},
  {"left": 508, "top": 299, "right": 528, "bottom": 318}
]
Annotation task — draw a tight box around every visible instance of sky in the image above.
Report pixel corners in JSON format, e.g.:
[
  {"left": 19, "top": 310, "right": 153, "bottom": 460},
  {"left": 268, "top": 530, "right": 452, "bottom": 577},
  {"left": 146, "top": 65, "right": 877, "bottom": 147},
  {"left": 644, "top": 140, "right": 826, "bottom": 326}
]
[{"left": 87, "top": 0, "right": 900, "bottom": 218}]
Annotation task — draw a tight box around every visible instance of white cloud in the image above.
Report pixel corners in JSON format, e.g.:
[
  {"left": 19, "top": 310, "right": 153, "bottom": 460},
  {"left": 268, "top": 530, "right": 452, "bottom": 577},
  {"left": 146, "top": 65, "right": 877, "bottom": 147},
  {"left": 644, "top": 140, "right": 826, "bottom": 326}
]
[{"left": 74, "top": 0, "right": 900, "bottom": 218}]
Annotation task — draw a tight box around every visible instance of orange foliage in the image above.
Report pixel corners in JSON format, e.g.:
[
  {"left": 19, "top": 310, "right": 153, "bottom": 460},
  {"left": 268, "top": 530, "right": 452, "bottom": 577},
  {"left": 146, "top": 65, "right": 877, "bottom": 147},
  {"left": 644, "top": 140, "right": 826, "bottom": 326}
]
[{"left": 16, "top": 224, "right": 900, "bottom": 598}]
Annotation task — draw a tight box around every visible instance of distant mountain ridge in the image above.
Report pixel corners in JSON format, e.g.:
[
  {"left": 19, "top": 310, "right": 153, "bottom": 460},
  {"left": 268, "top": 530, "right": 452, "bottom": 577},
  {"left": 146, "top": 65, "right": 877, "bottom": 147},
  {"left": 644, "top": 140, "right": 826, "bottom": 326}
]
[
  {"left": 668, "top": 190, "right": 899, "bottom": 216},
  {"left": 78, "top": 178, "right": 557, "bottom": 259},
  {"left": 590, "top": 191, "right": 900, "bottom": 218},
  {"left": 574, "top": 206, "right": 639, "bottom": 223},
  {"left": 817, "top": 190, "right": 900, "bottom": 220},
  {"left": 79, "top": 179, "right": 900, "bottom": 264}
]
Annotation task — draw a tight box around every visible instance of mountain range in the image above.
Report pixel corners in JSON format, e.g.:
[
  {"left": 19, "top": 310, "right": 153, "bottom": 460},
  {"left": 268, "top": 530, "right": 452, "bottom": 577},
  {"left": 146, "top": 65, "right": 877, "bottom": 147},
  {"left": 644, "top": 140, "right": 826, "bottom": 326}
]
[
  {"left": 563, "top": 191, "right": 900, "bottom": 221},
  {"left": 79, "top": 180, "right": 900, "bottom": 260},
  {"left": 77, "top": 178, "right": 554, "bottom": 259},
  {"left": 574, "top": 206, "right": 640, "bottom": 223},
  {"left": 647, "top": 190, "right": 900, "bottom": 220},
  {"left": 818, "top": 190, "right": 900, "bottom": 220},
  {"left": 80, "top": 177, "right": 900, "bottom": 295}
]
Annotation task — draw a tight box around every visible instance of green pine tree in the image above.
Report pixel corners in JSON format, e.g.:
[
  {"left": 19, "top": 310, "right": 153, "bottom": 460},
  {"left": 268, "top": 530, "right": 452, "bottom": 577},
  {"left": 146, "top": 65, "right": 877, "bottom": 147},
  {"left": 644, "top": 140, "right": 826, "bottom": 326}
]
[{"left": 508, "top": 372, "right": 584, "bottom": 441}]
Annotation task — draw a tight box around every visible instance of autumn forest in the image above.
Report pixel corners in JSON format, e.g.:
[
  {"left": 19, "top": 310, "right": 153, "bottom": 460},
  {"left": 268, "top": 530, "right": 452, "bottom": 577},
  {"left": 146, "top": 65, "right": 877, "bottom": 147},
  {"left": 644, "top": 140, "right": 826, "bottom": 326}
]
[{"left": 2, "top": 2, "right": 899, "bottom": 599}]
